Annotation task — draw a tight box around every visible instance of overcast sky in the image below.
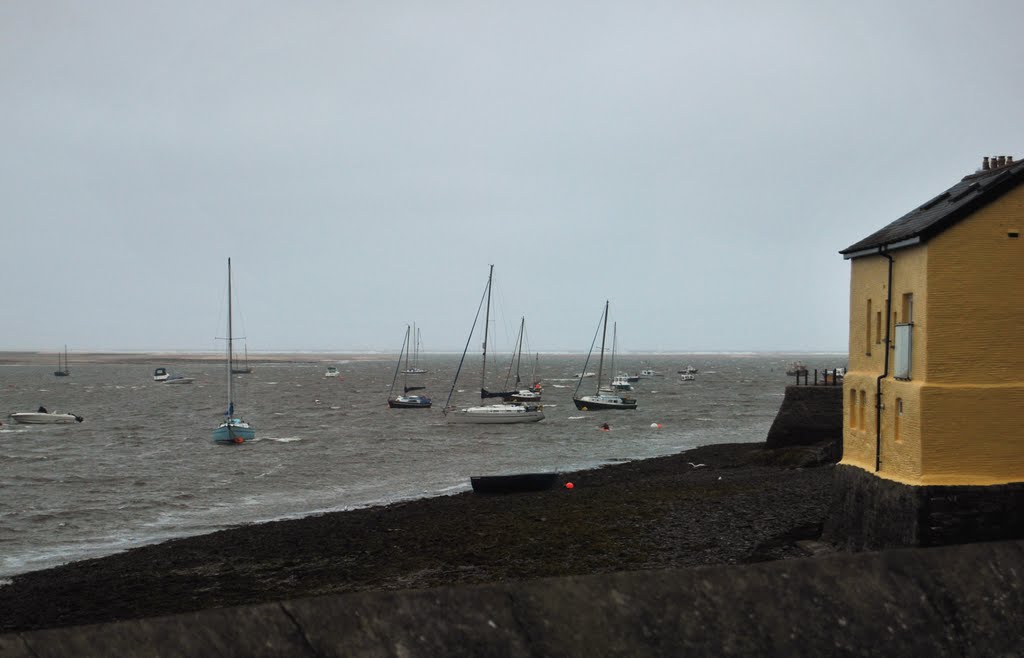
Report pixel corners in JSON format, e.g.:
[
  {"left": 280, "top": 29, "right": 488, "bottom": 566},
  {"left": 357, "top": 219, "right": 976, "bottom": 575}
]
[{"left": 2, "top": 1, "right": 1021, "bottom": 353}]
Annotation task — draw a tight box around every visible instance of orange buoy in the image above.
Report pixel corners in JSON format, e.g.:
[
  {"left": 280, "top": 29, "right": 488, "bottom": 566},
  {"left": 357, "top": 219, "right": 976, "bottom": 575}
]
[{"left": 565, "top": 482, "right": 574, "bottom": 489}]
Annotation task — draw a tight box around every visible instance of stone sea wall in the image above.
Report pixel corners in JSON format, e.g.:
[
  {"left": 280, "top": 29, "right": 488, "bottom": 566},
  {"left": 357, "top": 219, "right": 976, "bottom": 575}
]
[
  {"left": 765, "top": 384, "right": 843, "bottom": 460},
  {"left": 825, "top": 463, "right": 1024, "bottom": 550},
  {"left": 4, "top": 539, "right": 1023, "bottom": 657}
]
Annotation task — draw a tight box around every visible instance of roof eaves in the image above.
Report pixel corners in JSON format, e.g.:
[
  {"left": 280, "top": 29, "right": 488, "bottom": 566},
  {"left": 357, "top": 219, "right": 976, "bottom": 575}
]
[{"left": 839, "top": 160, "right": 1024, "bottom": 258}]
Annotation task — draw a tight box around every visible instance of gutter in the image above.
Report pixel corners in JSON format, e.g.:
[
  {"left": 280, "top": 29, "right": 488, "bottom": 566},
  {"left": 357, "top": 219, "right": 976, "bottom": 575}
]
[
  {"left": 843, "top": 237, "right": 921, "bottom": 260},
  {"left": 876, "top": 251, "right": 894, "bottom": 472}
]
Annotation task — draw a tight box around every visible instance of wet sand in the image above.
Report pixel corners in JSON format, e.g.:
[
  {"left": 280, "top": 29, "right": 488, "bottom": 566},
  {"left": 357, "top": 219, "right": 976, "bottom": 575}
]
[{"left": 0, "top": 440, "right": 835, "bottom": 633}]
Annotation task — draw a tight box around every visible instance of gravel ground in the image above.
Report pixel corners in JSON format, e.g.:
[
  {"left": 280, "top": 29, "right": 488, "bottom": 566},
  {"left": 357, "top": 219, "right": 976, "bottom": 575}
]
[{"left": 0, "top": 441, "right": 837, "bottom": 633}]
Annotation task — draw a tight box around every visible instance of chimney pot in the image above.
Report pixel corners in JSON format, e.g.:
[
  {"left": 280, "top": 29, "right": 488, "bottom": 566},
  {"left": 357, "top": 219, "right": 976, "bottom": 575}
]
[
  {"left": 983, "top": 156, "right": 990, "bottom": 170},
  {"left": 999, "top": 155, "right": 1007, "bottom": 167},
  {"left": 1009, "top": 156, "right": 1015, "bottom": 164}
]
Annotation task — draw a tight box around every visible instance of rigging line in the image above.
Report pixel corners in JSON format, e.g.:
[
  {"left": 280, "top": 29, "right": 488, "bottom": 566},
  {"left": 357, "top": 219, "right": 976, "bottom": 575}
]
[
  {"left": 386, "top": 325, "right": 410, "bottom": 403},
  {"left": 502, "top": 317, "right": 525, "bottom": 390},
  {"left": 443, "top": 275, "right": 490, "bottom": 413},
  {"left": 573, "top": 304, "right": 606, "bottom": 397}
]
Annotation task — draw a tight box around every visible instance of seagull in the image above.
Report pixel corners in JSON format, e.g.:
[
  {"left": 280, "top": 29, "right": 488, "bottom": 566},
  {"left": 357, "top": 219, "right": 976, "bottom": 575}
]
[{"left": 687, "top": 462, "right": 706, "bottom": 468}]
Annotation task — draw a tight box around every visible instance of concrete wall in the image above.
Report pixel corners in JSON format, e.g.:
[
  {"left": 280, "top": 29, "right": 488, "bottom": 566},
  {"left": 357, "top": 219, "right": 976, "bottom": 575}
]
[
  {"left": 5, "top": 540, "right": 1024, "bottom": 657},
  {"left": 765, "top": 385, "right": 842, "bottom": 454}
]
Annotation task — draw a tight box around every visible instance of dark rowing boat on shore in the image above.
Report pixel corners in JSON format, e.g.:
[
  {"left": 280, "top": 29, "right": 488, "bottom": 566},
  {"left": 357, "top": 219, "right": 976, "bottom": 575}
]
[{"left": 470, "top": 472, "right": 558, "bottom": 494}]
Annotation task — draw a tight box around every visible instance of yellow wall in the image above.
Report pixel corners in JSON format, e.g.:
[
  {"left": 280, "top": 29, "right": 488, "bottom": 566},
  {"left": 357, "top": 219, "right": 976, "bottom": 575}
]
[{"left": 842, "top": 183, "right": 1024, "bottom": 485}]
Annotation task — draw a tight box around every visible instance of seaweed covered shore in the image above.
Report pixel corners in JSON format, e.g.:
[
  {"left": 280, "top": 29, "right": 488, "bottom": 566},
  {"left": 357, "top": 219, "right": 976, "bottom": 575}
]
[{"left": 0, "top": 441, "right": 836, "bottom": 633}]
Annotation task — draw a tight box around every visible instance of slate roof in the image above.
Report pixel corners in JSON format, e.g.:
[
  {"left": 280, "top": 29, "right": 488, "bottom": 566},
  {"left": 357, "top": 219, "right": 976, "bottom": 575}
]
[{"left": 840, "top": 158, "right": 1024, "bottom": 258}]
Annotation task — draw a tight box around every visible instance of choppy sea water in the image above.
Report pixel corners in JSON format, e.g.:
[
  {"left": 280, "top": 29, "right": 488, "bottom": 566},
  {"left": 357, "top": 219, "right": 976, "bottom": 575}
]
[{"left": 0, "top": 353, "right": 842, "bottom": 579}]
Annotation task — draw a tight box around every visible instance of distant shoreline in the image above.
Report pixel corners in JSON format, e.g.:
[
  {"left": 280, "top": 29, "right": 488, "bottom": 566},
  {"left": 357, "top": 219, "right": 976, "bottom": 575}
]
[
  {"left": 0, "top": 352, "right": 393, "bottom": 366},
  {"left": 0, "top": 350, "right": 847, "bottom": 366}
]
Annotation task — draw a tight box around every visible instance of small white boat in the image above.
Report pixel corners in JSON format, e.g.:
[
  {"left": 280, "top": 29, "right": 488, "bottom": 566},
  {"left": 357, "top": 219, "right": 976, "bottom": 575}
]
[
  {"left": 611, "top": 375, "right": 633, "bottom": 391},
  {"left": 325, "top": 366, "right": 341, "bottom": 378},
  {"left": 679, "top": 373, "right": 696, "bottom": 382},
  {"left": 573, "top": 372, "right": 596, "bottom": 379},
  {"left": 10, "top": 410, "right": 83, "bottom": 424},
  {"left": 446, "top": 403, "right": 545, "bottom": 424},
  {"left": 508, "top": 387, "right": 542, "bottom": 402},
  {"left": 786, "top": 361, "right": 809, "bottom": 376},
  {"left": 153, "top": 367, "right": 170, "bottom": 382},
  {"left": 640, "top": 368, "right": 661, "bottom": 378}
]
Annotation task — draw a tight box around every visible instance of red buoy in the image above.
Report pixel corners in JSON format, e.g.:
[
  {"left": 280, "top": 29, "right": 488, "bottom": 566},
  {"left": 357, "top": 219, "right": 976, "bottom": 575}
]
[{"left": 565, "top": 482, "right": 574, "bottom": 489}]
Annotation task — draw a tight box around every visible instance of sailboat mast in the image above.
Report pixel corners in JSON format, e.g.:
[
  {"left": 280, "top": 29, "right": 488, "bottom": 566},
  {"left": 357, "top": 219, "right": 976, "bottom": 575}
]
[
  {"left": 515, "top": 317, "right": 525, "bottom": 386},
  {"left": 610, "top": 322, "right": 617, "bottom": 386},
  {"left": 412, "top": 323, "right": 419, "bottom": 368},
  {"left": 227, "top": 258, "right": 233, "bottom": 413},
  {"left": 480, "top": 264, "right": 493, "bottom": 397},
  {"left": 595, "top": 301, "right": 609, "bottom": 391},
  {"left": 389, "top": 325, "right": 410, "bottom": 400}
]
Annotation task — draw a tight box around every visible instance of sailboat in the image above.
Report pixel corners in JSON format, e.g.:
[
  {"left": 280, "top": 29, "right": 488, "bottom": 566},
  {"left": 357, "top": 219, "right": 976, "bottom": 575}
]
[
  {"left": 401, "top": 323, "right": 427, "bottom": 375},
  {"left": 444, "top": 265, "right": 544, "bottom": 424},
  {"left": 212, "top": 258, "right": 256, "bottom": 444},
  {"left": 573, "top": 301, "right": 638, "bottom": 411},
  {"left": 388, "top": 325, "right": 432, "bottom": 409},
  {"left": 232, "top": 343, "right": 253, "bottom": 374},
  {"left": 505, "top": 319, "right": 542, "bottom": 403},
  {"left": 53, "top": 345, "right": 70, "bottom": 377}
]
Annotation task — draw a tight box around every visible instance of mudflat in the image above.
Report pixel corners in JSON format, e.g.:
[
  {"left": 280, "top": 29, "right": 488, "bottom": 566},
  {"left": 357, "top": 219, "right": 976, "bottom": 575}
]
[{"left": 0, "top": 441, "right": 835, "bottom": 633}]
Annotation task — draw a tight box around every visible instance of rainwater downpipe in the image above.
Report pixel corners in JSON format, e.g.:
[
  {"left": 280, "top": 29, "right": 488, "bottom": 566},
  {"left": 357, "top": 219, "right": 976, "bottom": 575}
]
[{"left": 875, "top": 250, "right": 894, "bottom": 472}]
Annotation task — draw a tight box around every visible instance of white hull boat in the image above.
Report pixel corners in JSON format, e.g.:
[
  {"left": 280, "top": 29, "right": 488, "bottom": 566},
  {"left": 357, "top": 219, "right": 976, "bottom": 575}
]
[
  {"left": 446, "top": 403, "right": 545, "bottom": 424},
  {"left": 11, "top": 411, "right": 83, "bottom": 424},
  {"left": 443, "top": 266, "right": 545, "bottom": 425}
]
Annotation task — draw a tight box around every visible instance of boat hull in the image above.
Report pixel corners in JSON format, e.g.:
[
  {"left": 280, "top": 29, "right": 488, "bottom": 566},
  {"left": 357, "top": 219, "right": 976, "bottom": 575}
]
[
  {"left": 446, "top": 404, "right": 545, "bottom": 424},
  {"left": 212, "top": 420, "right": 256, "bottom": 444},
  {"left": 572, "top": 396, "right": 638, "bottom": 411},
  {"left": 388, "top": 396, "right": 432, "bottom": 409},
  {"left": 471, "top": 472, "right": 558, "bottom": 494},
  {"left": 11, "top": 412, "right": 82, "bottom": 424}
]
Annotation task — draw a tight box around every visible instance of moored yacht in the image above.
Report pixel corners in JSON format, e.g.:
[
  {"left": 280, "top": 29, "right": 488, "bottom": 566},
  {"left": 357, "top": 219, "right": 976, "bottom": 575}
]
[{"left": 572, "top": 302, "right": 638, "bottom": 411}]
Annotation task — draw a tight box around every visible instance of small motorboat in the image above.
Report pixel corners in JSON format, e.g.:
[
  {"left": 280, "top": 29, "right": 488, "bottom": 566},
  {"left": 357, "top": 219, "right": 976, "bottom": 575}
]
[
  {"left": 786, "top": 361, "right": 809, "bottom": 376},
  {"left": 10, "top": 409, "right": 84, "bottom": 424},
  {"left": 388, "top": 394, "right": 432, "bottom": 409},
  {"left": 470, "top": 472, "right": 559, "bottom": 494},
  {"left": 153, "top": 367, "right": 170, "bottom": 382},
  {"left": 325, "top": 366, "right": 341, "bottom": 378},
  {"left": 679, "top": 373, "right": 696, "bottom": 382},
  {"left": 611, "top": 375, "right": 633, "bottom": 391}
]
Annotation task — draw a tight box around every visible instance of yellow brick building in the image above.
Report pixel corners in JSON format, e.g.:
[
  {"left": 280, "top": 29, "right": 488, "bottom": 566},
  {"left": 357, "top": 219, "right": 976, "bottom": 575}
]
[
  {"left": 826, "top": 155, "right": 1024, "bottom": 549},
  {"left": 839, "top": 155, "right": 1024, "bottom": 487}
]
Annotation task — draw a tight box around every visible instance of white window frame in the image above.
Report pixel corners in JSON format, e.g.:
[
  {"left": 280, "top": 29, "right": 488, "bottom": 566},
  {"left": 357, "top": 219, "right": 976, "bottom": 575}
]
[{"left": 894, "top": 323, "right": 913, "bottom": 380}]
